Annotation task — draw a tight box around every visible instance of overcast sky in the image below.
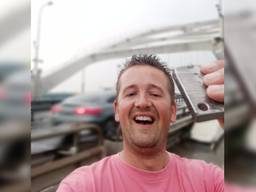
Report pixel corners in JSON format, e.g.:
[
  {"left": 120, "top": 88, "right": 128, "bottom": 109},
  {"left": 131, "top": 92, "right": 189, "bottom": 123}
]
[{"left": 0, "top": 0, "right": 247, "bottom": 93}]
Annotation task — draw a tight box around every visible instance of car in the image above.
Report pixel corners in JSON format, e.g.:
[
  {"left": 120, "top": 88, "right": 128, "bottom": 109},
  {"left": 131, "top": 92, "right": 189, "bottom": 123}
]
[
  {"left": 50, "top": 90, "right": 120, "bottom": 140},
  {"left": 31, "top": 92, "right": 75, "bottom": 121},
  {"left": 0, "top": 61, "right": 27, "bottom": 83},
  {"left": 0, "top": 70, "right": 31, "bottom": 120},
  {"left": 0, "top": 62, "right": 28, "bottom": 118}
]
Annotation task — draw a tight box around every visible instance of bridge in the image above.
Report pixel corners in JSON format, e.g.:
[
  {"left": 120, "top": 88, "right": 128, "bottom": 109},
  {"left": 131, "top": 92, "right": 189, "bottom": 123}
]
[{"left": 32, "top": 19, "right": 223, "bottom": 97}]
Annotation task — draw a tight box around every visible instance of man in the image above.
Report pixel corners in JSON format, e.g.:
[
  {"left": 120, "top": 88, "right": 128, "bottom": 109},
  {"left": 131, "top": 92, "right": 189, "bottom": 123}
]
[{"left": 57, "top": 55, "right": 224, "bottom": 192}]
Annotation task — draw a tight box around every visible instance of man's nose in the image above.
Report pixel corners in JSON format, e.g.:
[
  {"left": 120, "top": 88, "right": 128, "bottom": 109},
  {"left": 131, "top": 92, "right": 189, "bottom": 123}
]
[{"left": 134, "top": 94, "right": 152, "bottom": 109}]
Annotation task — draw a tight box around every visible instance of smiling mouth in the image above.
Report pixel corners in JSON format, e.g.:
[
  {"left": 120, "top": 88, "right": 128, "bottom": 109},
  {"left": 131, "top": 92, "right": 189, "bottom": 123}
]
[{"left": 133, "top": 115, "right": 155, "bottom": 125}]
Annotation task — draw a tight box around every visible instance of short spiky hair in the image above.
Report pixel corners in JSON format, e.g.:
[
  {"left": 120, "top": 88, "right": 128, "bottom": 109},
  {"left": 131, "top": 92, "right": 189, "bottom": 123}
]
[{"left": 116, "top": 54, "right": 175, "bottom": 104}]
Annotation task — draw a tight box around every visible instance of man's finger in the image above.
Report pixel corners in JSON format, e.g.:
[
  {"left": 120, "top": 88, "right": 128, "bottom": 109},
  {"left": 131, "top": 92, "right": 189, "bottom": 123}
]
[
  {"left": 203, "top": 68, "right": 224, "bottom": 86},
  {"left": 218, "top": 118, "right": 224, "bottom": 128},
  {"left": 200, "top": 60, "right": 224, "bottom": 75},
  {"left": 206, "top": 85, "right": 224, "bottom": 103}
]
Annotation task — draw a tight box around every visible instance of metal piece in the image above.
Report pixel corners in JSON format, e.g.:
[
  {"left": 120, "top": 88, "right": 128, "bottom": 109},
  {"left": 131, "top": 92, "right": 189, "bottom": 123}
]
[{"left": 173, "top": 65, "right": 224, "bottom": 122}]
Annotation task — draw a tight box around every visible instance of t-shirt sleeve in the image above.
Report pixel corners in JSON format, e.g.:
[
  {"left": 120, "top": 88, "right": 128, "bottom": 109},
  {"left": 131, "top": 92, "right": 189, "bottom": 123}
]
[
  {"left": 183, "top": 157, "right": 224, "bottom": 192},
  {"left": 212, "top": 165, "right": 224, "bottom": 192},
  {"left": 191, "top": 158, "right": 224, "bottom": 192},
  {"left": 171, "top": 153, "right": 224, "bottom": 192},
  {"left": 56, "top": 167, "right": 95, "bottom": 192},
  {"left": 57, "top": 182, "right": 75, "bottom": 192}
]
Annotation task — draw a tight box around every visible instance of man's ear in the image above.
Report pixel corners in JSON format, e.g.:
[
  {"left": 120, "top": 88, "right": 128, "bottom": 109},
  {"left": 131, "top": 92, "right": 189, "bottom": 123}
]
[
  {"left": 170, "top": 103, "right": 176, "bottom": 123},
  {"left": 113, "top": 99, "right": 119, "bottom": 122}
]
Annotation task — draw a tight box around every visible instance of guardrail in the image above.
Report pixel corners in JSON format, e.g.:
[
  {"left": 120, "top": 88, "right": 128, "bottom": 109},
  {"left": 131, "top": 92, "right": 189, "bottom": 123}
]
[
  {"left": 167, "top": 115, "right": 194, "bottom": 148},
  {"left": 169, "top": 115, "right": 193, "bottom": 135},
  {"left": 31, "top": 100, "right": 58, "bottom": 121},
  {"left": 31, "top": 123, "right": 106, "bottom": 192}
]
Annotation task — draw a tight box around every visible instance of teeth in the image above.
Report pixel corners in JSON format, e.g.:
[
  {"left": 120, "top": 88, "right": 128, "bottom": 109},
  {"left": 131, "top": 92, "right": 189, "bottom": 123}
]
[{"left": 135, "top": 116, "right": 152, "bottom": 122}]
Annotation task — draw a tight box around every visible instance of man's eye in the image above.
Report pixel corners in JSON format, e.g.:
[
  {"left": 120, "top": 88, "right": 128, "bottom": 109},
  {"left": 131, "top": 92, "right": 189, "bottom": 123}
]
[
  {"left": 126, "top": 92, "right": 135, "bottom": 97},
  {"left": 150, "top": 93, "right": 161, "bottom": 97}
]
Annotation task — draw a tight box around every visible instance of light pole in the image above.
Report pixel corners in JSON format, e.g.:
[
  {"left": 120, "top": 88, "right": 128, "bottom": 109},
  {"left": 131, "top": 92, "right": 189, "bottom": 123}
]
[
  {"left": 33, "top": 1, "right": 53, "bottom": 98},
  {"left": 81, "top": 68, "right": 86, "bottom": 93}
]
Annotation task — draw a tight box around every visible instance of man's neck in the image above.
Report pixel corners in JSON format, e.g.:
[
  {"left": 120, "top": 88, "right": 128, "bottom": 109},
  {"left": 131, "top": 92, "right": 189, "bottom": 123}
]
[{"left": 120, "top": 146, "right": 169, "bottom": 171}]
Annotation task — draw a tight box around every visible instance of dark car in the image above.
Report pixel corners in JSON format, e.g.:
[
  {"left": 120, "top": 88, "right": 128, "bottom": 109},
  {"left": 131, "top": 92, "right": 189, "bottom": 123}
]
[{"left": 50, "top": 91, "right": 119, "bottom": 140}]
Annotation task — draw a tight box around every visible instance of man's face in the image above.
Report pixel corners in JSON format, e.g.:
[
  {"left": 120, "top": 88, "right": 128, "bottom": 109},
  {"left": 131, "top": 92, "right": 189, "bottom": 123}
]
[{"left": 114, "top": 65, "right": 176, "bottom": 150}]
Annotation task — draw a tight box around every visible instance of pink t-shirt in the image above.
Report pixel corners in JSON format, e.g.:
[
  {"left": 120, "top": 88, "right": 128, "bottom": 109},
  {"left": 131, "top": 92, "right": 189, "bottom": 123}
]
[{"left": 57, "top": 153, "right": 224, "bottom": 192}]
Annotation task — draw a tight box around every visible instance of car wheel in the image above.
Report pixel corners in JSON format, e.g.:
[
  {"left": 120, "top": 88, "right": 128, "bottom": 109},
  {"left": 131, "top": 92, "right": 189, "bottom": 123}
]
[{"left": 104, "top": 119, "right": 122, "bottom": 141}]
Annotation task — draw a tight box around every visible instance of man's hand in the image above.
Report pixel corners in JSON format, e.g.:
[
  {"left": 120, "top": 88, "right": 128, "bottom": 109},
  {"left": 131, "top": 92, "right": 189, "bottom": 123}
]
[
  {"left": 200, "top": 60, "right": 224, "bottom": 103},
  {"left": 201, "top": 60, "right": 224, "bottom": 127}
]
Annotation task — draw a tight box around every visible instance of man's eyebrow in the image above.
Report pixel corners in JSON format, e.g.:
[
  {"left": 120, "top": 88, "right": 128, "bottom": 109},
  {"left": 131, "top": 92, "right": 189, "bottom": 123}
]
[
  {"left": 122, "top": 85, "right": 137, "bottom": 93},
  {"left": 148, "top": 84, "right": 164, "bottom": 93},
  {"left": 122, "top": 84, "right": 164, "bottom": 93}
]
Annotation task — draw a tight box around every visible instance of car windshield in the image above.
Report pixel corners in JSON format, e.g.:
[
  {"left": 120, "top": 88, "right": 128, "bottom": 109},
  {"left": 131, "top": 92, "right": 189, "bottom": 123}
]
[{"left": 81, "top": 95, "right": 101, "bottom": 102}]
